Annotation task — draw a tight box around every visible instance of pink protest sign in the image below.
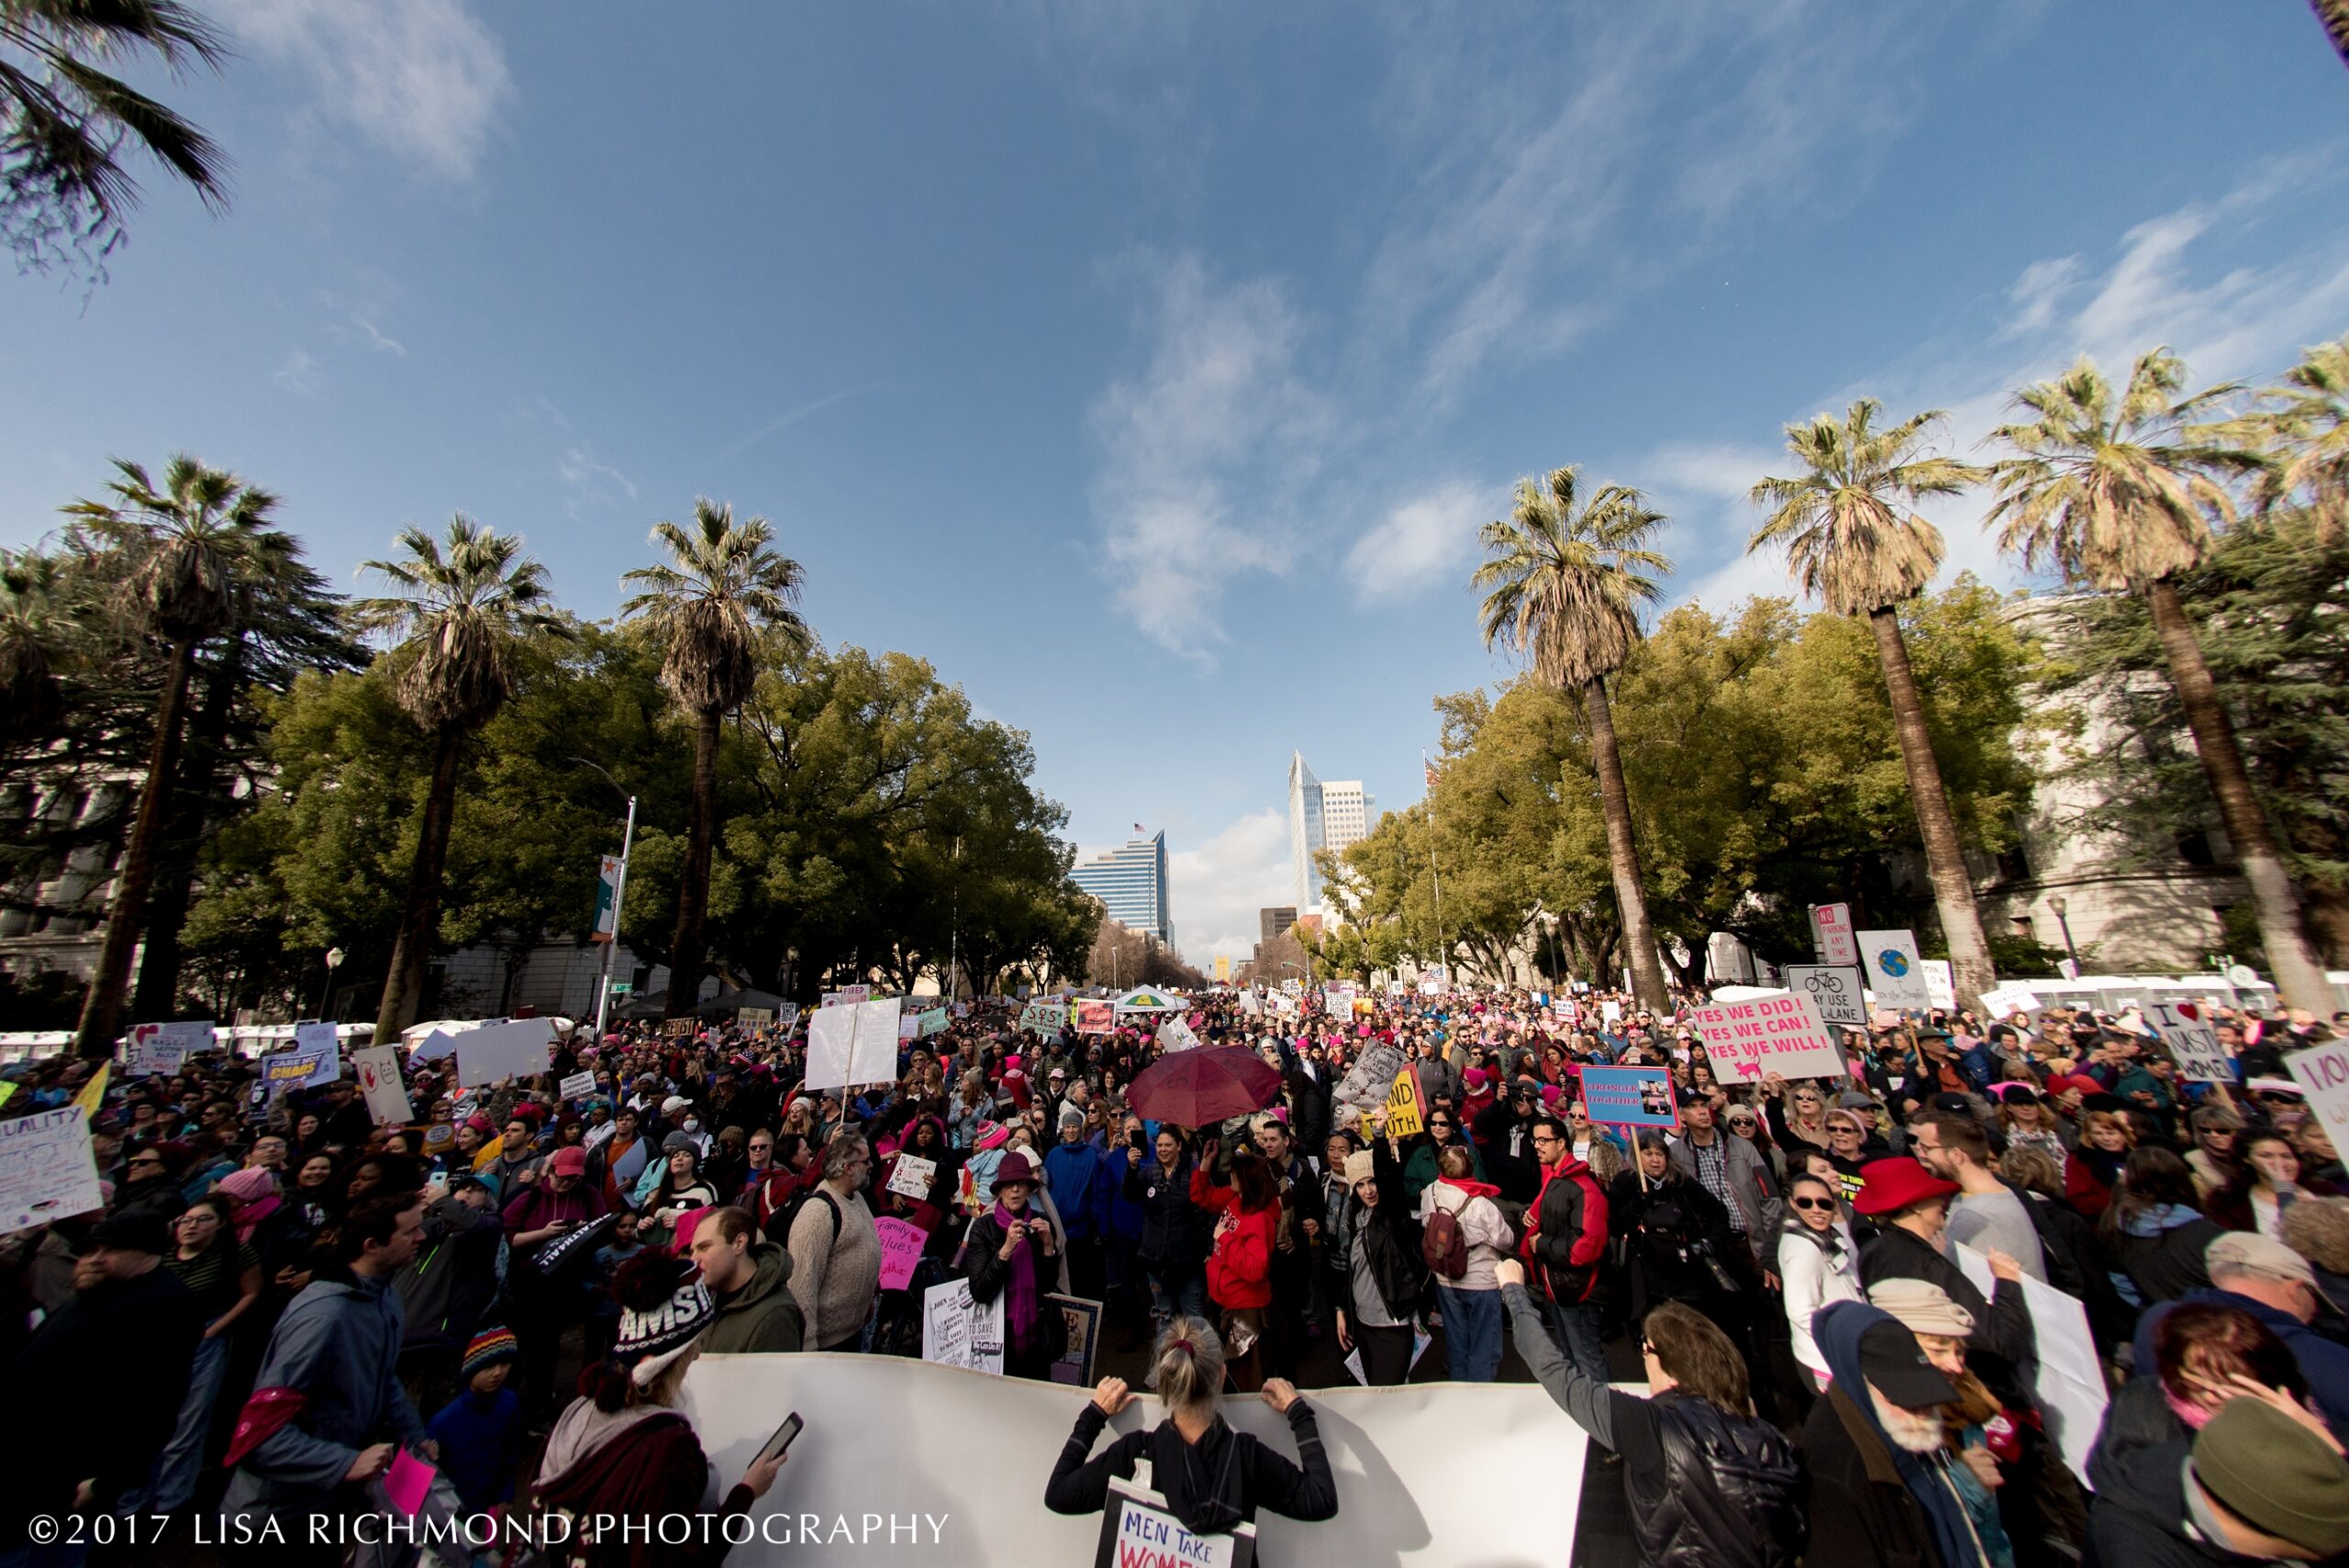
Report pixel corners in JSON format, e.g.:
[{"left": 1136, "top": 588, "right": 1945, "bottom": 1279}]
[
  {"left": 384, "top": 1448, "right": 436, "bottom": 1517},
  {"left": 875, "top": 1215, "right": 926, "bottom": 1291},
  {"left": 1687, "top": 993, "right": 1842, "bottom": 1083}
]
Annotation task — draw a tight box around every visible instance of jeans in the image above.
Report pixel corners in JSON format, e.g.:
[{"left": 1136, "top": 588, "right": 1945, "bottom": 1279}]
[
  {"left": 1437, "top": 1284, "right": 1503, "bottom": 1382},
  {"left": 1144, "top": 1264, "right": 1207, "bottom": 1326},
  {"left": 1546, "top": 1296, "right": 1609, "bottom": 1385},
  {"left": 142, "top": 1329, "right": 230, "bottom": 1511}
]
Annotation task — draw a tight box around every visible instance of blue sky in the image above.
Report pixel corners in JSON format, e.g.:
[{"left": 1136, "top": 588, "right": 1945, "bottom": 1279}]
[{"left": 7, "top": 2, "right": 2348, "bottom": 963}]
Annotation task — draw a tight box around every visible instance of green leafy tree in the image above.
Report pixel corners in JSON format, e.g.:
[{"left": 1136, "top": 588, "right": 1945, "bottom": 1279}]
[
  {"left": 61, "top": 454, "right": 295, "bottom": 1056},
  {"left": 1749, "top": 399, "right": 1998, "bottom": 1006},
  {"left": 352, "top": 517, "right": 563, "bottom": 1042},
  {"left": 2250, "top": 335, "right": 2349, "bottom": 540},
  {"left": 2, "top": 0, "right": 229, "bottom": 272},
  {"left": 1475, "top": 465, "right": 1674, "bottom": 1008},
  {"left": 1987, "top": 350, "right": 2332, "bottom": 1011},
  {"left": 620, "top": 501, "right": 810, "bottom": 1017}
]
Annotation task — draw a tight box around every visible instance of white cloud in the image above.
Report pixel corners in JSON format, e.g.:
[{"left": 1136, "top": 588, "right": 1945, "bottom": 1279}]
[
  {"left": 272, "top": 349, "right": 322, "bottom": 395},
  {"left": 1344, "top": 481, "right": 1493, "bottom": 605},
  {"left": 1089, "top": 254, "right": 1330, "bottom": 664},
  {"left": 219, "top": 0, "right": 511, "bottom": 181},
  {"left": 558, "top": 446, "right": 637, "bottom": 509},
  {"left": 2000, "top": 255, "right": 2083, "bottom": 339},
  {"left": 1162, "top": 808, "right": 1296, "bottom": 963}
]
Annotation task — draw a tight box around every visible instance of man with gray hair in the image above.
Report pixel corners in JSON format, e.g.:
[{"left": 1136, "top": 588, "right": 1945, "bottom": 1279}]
[{"left": 2132, "top": 1230, "right": 2349, "bottom": 1440}]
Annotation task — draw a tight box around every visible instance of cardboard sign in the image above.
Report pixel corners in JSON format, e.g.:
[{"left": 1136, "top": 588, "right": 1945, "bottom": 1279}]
[
  {"left": 1156, "top": 1018, "right": 1201, "bottom": 1053},
  {"left": 921, "top": 1276, "right": 1004, "bottom": 1373},
  {"left": 1048, "top": 1293, "right": 1103, "bottom": 1388},
  {"left": 1855, "top": 930, "right": 1930, "bottom": 1009},
  {"left": 1810, "top": 902, "right": 1858, "bottom": 966},
  {"left": 821, "top": 984, "right": 872, "bottom": 1007},
  {"left": 737, "top": 1007, "right": 774, "bottom": 1028},
  {"left": 0, "top": 1106, "right": 106, "bottom": 1232},
  {"left": 1380, "top": 1070, "right": 1425, "bottom": 1139},
  {"left": 918, "top": 1006, "right": 950, "bottom": 1038},
  {"left": 806, "top": 998, "right": 902, "bottom": 1092},
  {"left": 1786, "top": 965, "right": 1868, "bottom": 1029},
  {"left": 1920, "top": 959, "right": 1957, "bottom": 1011},
  {"left": 122, "top": 1020, "right": 215, "bottom": 1075},
  {"left": 558, "top": 1070, "right": 598, "bottom": 1100},
  {"left": 875, "top": 1215, "right": 926, "bottom": 1291},
  {"left": 1977, "top": 984, "right": 2041, "bottom": 1021},
  {"left": 663, "top": 1018, "right": 698, "bottom": 1039},
  {"left": 887, "top": 1152, "right": 939, "bottom": 1202},
  {"left": 456, "top": 1018, "right": 555, "bottom": 1089},
  {"left": 1687, "top": 992, "right": 1842, "bottom": 1082},
  {"left": 1021, "top": 1003, "right": 1068, "bottom": 1037},
  {"left": 2149, "top": 1001, "right": 2232, "bottom": 1084},
  {"left": 2286, "top": 1038, "right": 2349, "bottom": 1168},
  {"left": 1073, "top": 999, "right": 1116, "bottom": 1035},
  {"left": 1577, "top": 1065, "right": 1681, "bottom": 1130},
  {"left": 351, "top": 1045, "right": 414, "bottom": 1127}
]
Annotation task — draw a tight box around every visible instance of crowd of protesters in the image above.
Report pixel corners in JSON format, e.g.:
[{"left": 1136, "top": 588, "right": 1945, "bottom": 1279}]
[{"left": 6, "top": 976, "right": 2349, "bottom": 1566}]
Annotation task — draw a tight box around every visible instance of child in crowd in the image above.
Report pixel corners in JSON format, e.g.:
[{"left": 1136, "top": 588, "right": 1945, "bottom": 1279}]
[{"left": 427, "top": 1326, "right": 526, "bottom": 1513}]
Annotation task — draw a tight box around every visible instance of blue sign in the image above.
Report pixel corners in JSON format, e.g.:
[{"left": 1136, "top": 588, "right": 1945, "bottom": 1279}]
[{"left": 1576, "top": 1064, "right": 1681, "bottom": 1130}]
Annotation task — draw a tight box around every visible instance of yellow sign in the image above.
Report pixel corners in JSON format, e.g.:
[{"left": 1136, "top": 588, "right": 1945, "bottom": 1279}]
[
  {"left": 72, "top": 1064, "right": 108, "bottom": 1119},
  {"left": 1213, "top": 955, "right": 1231, "bottom": 982},
  {"left": 1382, "top": 1069, "right": 1425, "bottom": 1140}
]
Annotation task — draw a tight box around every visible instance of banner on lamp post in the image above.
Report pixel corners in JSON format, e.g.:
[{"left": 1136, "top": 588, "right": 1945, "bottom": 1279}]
[{"left": 592, "top": 854, "right": 623, "bottom": 943}]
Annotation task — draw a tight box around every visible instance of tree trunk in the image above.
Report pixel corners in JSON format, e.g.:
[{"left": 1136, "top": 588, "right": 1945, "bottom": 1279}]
[
  {"left": 1868, "top": 606, "right": 1998, "bottom": 1010},
  {"left": 664, "top": 707, "right": 722, "bottom": 1018},
  {"left": 134, "top": 641, "right": 241, "bottom": 1018},
  {"left": 2146, "top": 578, "right": 2334, "bottom": 1011},
  {"left": 74, "top": 636, "right": 198, "bottom": 1058},
  {"left": 372, "top": 728, "right": 465, "bottom": 1045},
  {"left": 1582, "top": 674, "right": 1669, "bottom": 1010}
]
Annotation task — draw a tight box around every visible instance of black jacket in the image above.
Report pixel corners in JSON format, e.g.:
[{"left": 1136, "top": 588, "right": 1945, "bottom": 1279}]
[
  {"left": 1633, "top": 1394, "right": 1807, "bottom": 1568},
  {"left": 1284, "top": 1066, "right": 1330, "bottom": 1154},
  {"left": 9, "top": 1265, "right": 203, "bottom": 1520},
  {"left": 1045, "top": 1401, "right": 1337, "bottom": 1566},
  {"left": 1127, "top": 1155, "right": 1208, "bottom": 1271},
  {"left": 1472, "top": 1104, "right": 1542, "bottom": 1203},
  {"left": 1858, "top": 1224, "right": 2033, "bottom": 1396},
  {"left": 962, "top": 1208, "right": 1067, "bottom": 1372},
  {"left": 2110, "top": 1212, "right": 2228, "bottom": 1308}
]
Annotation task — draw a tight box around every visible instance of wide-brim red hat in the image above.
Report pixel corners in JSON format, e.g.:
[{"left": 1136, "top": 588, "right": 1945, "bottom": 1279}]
[
  {"left": 994, "top": 1151, "right": 1041, "bottom": 1188},
  {"left": 1852, "top": 1157, "right": 1959, "bottom": 1217}
]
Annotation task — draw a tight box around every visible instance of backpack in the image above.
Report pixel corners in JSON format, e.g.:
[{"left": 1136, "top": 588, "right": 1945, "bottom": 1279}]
[
  {"left": 1422, "top": 1198, "right": 1469, "bottom": 1280},
  {"left": 763, "top": 1185, "right": 841, "bottom": 1251}
]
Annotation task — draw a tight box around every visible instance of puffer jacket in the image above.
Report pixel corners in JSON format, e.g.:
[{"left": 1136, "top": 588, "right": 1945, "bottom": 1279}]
[
  {"left": 1524, "top": 1154, "right": 1609, "bottom": 1306},
  {"left": 1634, "top": 1394, "right": 1806, "bottom": 1568}
]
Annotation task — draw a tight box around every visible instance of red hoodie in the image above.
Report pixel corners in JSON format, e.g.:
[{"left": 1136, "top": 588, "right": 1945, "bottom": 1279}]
[
  {"left": 1190, "top": 1166, "right": 1275, "bottom": 1309},
  {"left": 1522, "top": 1153, "right": 1609, "bottom": 1305}
]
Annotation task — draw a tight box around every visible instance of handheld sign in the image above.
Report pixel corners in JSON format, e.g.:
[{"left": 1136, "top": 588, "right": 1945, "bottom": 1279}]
[
  {"left": 1687, "top": 992, "right": 1842, "bottom": 1083},
  {"left": 351, "top": 1046, "right": 414, "bottom": 1126},
  {"left": 1381, "top": 1070, "right": 1426, "bottom": 1139},
  {"left": 0, "top": 1107, "right": 106, "bottom": 1232},
  {"left": 887, "top": 1152, "right": 939, "bottom": 1202},
  {"left": 1577, "top": 1065, "right": 1681, "bottom": 1130},
  {"left": 1097, "top": 1468, "right": 1256, "bottom": 1568},
  {"left": 2148, "top": 1001, "right": 2232, "bottom": 1084},
  {"left": 1786, "top": 965, "right": 1867, "bottom": 1029},
  {"left": 1855, "top": 930, "right": 1930, "bottom": 1009}
]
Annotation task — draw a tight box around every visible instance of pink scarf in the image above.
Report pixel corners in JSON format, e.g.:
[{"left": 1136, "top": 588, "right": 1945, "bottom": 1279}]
[{"left": 991, "top": 1200, "right": 1041, "bottom": 1348}]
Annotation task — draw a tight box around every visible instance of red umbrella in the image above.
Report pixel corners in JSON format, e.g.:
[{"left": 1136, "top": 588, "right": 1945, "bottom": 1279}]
[{"left": 1127, "top": 1045, "right": 1283, "bottom": 1129}]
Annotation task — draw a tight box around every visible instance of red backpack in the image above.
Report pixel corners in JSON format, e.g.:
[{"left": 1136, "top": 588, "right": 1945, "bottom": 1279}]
[{"left": 1421, "top": 1199, "right": 1469, "bottom": 1279}]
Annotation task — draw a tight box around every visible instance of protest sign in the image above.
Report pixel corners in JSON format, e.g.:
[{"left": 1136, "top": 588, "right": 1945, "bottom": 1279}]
[
  {"left": 1809, "top": 902, "right": 1859, "bottom": 966},
  {"left": 0, "top": 1106, "right": 106, "bottom": 1232},
  {"left": 1599, "top": 1000, "right": 1623, "bottom": 1027},
  {"left": 821, "top": 984, "right": 872, "bottom": 1007},
  {"left": 456, "top": 1018, "right": 554, "bottom": 1088},
  {"left": 1047, "top": 1294, "right": 1103, "bottom": 1387},
  {"left": 921, "top": 1276, "right": 1004, "bottom": 1373},
  {"left": 888, "top": 1152, "right": 939, "bottom": 1202},
  {"left": 737, "top": 1007, "right": 774, "bottom": 1027},
  {"left": 1577, "top": 1065, "right": 1680, "bottom": 1131},
  {"left": 1785, "top": 965, "right": 1867, "bottom": 1029},
  {"left": 1956, "top": 1246, "right": 2107, "bottom": 1486},
  {"left": 1097, "top": 1471, "right": 1252, "bottom": 1568},
  {"left": 807, "top": 998, "right": 903, "bottom": 1092},
  {"left": 1687, "top": 992, "right": 1842, "bottom": 1083},
  {"left": 917, "top": 1006, "right": 950, "bottom": 1038},
  {"left": 2287, "top": 1037, "right": 2349, "bottom": 1165},
  {"left": 352, "top": 1047, "right": 412, "bottom": 1125},
  {"left": 558, "top": 1069, "right": 597, "bottom": 1100},
  {"left": 1156, "top": 1017, "right": 1201, "bottom": 1053},
  {"left": 2148, "top": 1001, "right": 2232, "bottom": 1084},
  {"left": 410, "top": 1029, "right": 460, "bottom": 1063},
  {"left": 294, "top": 1020, "right": 341, "bottom": 1085},
  {"left": 663, "top": 1018, "right": 698, "bottom": 1039},
  {"left": 1020, "top": 1003, "right": 1068, "bottom": 1037},
  {"left": 1855, "top": 930, "right": 1930, "bottom": 1009},
  {"left": 1073, "top": 999, "right": 1116, "bottom": 1034},
  {"left": 122, "top": 1019, "right": 214, "bottom": 1075},
  {"left": 1380, "top": 1070, "right": 1425, "bottom": 1139},
  {"left": 262, "top": 1049, "right": 327, "bottom": 1101},
  {"left": 1920, "top": 959, "right": 1957, "bottom": 1010},
  {"left": 875, "top": 1216, "right": 926, "bottom": 1291},
  {"left": 1977, "top": 984, "right": 2041, "bottom": 1021},
  {"left": 898, "top": 1011, "right": 920, "bottom": 1042}
]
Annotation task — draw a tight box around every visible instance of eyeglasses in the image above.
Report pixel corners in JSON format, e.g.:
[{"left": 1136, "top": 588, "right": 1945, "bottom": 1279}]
[
  {"left": 1726, "top": 1118, "right": 1755, "bottom": 1129},
  {"left": 1790, "top": 1195, "right": 1836, "bottom": 1211},
  {"left": 1829, "top": 1125, "right": 1863, "bottom": 1137}
]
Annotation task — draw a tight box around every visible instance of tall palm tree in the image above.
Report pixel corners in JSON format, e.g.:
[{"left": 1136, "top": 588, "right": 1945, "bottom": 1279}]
[
  {"left": 620, "top": 501, "right": 809, "bottom": 1018},
  {"left": 2312, "top": 0, "right": 2349, "bottom": 70},
  {"left": 0, "top": 547, "right": 74, "bottom": 748},
  {"left": 62, "top": 455, "right": 292, "bottom": 1056},
  {"left": 2251, "top": 335, "right": 2349, "bottom": 540},
  {"left": 1749, "top": 400, "right": 2000, "bottom": 1008},
  {"left": 1986, "top": 350, "right": 2333, "bottom": 1012},
  {"left": 353, "top": 517, "right": 562, "bottom": 1045},
  {"left": 2, "top": 0, "right": 230, "bottom": 269},
  {"left": 1475, "top": 466, "right": 1674, "bottom": 1009}
]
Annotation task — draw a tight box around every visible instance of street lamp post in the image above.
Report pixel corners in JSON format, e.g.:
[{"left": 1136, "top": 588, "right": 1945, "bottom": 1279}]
[{"left": 2048, "top": 894, "right": 2080, "bottom": 973}]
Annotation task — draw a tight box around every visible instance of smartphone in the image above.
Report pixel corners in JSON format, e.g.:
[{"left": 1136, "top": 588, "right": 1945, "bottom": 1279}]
[{"left": 757, "top": 1412, "right": 804, "bottom": 1466}]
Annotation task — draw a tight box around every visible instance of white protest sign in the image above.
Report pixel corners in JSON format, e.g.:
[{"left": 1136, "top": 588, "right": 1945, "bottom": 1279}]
[
  {"left": 920, "top": 1276, "right": 1004, "bottom": 1373},
  {"left": 294, "top": 1020, "right": 341, "bottom": 1085},
  {"left": 2286, "top": 1037, "right": 2349, "bottom": 1167},
  {"left": 897, "top": 1011, "right": 919, "bottom": 1042},
  {"left": 1957, "top": 1246, "right": 2107, "bottom": 1487},
  {"left": 1687, "top": 991, "right": 1842, "bottom": 1083},
  {"left": 1811, "top": 902, "right": 1858, "bottom": 966},
  {"left": 806, "top": 998, "right": 902, "bottom": 1092},
  {"left": 887, "top": 1152, "right": 939, "bottom": 1201},
  {"left": 1156, "top": 1017, "right": 1201, "bottom": 1052},
  {"left": 122, "top": 1020, "right": 215, "bottom": 1075},
  {"left": 1107, "top": 1484, "right": 1248, "bottom": 1568},
  {"left": 1855, "top": 930, "right": 1930, "bottom": 1009},
  {"left": 854, "top": 998, "right": 902, "bottom": 1084},
  {"left": 351, "top": 1046, "right": 413, "bottom": 1127},
  {"left": 410, "top": 1029, "right": 460, "bottom": 1063},
  {"left": 2149, "top": 1001, "right": 2232, "bottom": 1084},
  {"left": 1977, "top": 984, "right": 2041, "bottom": 1021},
  {"left": 1920, "top": 959, "right": 1956, "bottom": 1010},
  {"left": 820, "top": 984, "right": 872, "bottom": 1008},
  {"left": 1600, "top": 1000, "right": 1623, "bottom": 1027},
  {"left": 1786, "top": 965, "right": 1868, "bottom": 1029},
  {"left": 558, "top": 1069, "right": 598, "bottom": 1100},
  {"left": 455, "top": 1017, "right": 554, "bottom": 1089},
  {"left": 0, "top": 1107, "right": 106, "bottom": 1233}
]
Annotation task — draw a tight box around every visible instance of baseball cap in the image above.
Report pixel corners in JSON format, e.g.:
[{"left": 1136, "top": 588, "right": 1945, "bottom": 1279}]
[
  {"left": 2203, "top": 1230, "right": 2316, "bottom": 1290},
  {"left": 548, "top": 1146, "right": 588, "bottom": 1176},
  {"left": 1857, "top": 1318, "right": 1960, "bottom": 1409}
]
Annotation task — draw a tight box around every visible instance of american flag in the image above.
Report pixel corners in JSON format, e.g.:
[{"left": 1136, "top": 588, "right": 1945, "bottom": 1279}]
[{"left": 1133, "top": 822, "right": 1146, "bottom": 835}]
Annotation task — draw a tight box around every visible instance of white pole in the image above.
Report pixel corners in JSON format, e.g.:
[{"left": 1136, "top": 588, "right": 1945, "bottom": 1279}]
[{"left": 592, "top": 794, "right": 638, "bottom": 1040}]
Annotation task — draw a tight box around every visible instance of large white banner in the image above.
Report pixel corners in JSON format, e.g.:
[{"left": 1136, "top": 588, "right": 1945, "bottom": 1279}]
[
  {"left": 455, "top": 1018, "right": 554, "bottom": 1089},
  {"left": 683, "top": 1353, "right": 1588, "bottom": 1566}
]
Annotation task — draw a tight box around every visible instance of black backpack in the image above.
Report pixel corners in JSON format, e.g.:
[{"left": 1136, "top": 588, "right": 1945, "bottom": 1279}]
[{"left": 763, "top": 1186, "right": 841, "bottom": 1251}]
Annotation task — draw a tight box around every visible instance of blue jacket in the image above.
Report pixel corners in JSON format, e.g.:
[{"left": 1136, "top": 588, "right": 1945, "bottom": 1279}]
[
  {"left": 223, "top": 1272, "right": 430, "bottom": 1522},
  {"left": 1091, "top": 1136, "right": 1145, "bottom": 1241},
  {"left": 1043, "top": 1140, "right": 1104, "bottom": 1241},
  {"left": 426, "top": 1385, "right": 522, "bottom": 1509},
  {"left": 2133, "top": 1289, "right": 2349, "bottom": 1441}
]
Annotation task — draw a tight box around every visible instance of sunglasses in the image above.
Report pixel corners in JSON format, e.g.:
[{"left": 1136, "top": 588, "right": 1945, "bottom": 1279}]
[
  {"left": 1727, "top": 1118, "right": 1755, "bottom": 1128},
  {"left": 1790, "top": 1195, "right": 1836, "bottom": 1211}
]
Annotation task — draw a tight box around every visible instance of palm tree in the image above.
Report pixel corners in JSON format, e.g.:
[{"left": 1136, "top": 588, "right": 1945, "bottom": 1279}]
[
  {"left": 1986, "top": 350, "right": 2333, "bottom": 1013},
  {"left": 353, "top": 517, "right": 562, "bottom": 1045},
  {"left": 2251, "top": 335, "right": 2349, "bottom": 540},
  {"left": 620, "top": 501, "right": 809, "bottom": 1018},
  {"left": 2312, "top": 0, "right": 2349, "bottom": 70},
  {"left": 62, "top": 455, "right": 292, "bottom": 1056},
  {"left": 1, "top": 0, "right": 230, "bottom": 270},
  {"left": 1475, "top": 466, "right": 1674, "bottom": 1009},
  {"left": 1749, "top": 400, "right": 2000, "bottom": 1008},
  {"left": 0, "top": 548, "right": 74, "bottom": 748}
]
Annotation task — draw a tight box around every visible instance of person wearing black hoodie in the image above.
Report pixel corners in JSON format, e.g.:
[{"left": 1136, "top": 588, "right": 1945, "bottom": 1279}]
[{"left": 1046, "top": 1317, "right": 1337, "bottom": 1563}]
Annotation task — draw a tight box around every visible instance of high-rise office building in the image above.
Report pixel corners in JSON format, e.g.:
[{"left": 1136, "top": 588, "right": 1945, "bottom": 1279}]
[
  {"left": 1259, "top": 906, "right": 1298, "bottom": 943},
  {"left": 1287, "top": 752, "right": 1374, "bottom": 915},
  {"left": 1069, "top": 830, "right": 1174, "bottom": 946}
]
